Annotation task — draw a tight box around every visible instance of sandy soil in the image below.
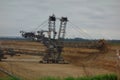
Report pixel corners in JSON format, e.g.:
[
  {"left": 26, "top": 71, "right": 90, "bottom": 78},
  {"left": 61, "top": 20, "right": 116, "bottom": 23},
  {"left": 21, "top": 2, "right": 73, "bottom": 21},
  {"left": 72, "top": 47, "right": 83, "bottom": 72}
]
[
  {"left": 0, "top": 54, "right": 111, "bottom": 80},
  {"left": 0, "top": 40, "right": 119, "bottom": 79}
]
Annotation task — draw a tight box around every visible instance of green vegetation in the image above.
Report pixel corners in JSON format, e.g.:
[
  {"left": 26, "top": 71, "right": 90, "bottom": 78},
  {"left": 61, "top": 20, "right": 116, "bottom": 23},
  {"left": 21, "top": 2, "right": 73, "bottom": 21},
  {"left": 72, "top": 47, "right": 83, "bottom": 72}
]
[
  {"left": 39, "top": 74, "right": 117, "bottom": 80},
  {"left": 0, "top": 74, "right": 118, "bottom": 80},
  {"left": 0, "top": 76, "right": 20, "bottom": 80},
  {"left": 110, "top": 42, "right": 120, "bottom": 46}
]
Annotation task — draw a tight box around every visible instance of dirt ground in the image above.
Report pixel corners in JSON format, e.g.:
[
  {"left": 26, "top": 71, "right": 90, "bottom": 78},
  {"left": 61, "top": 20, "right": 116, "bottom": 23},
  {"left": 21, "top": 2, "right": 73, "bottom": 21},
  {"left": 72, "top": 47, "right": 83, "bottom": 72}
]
[
  {"left": 1, "top": 54, "right": 111, "bottom": 80},
  {"left": 0, "top": 40, "right": 119, "bottom": 79}
]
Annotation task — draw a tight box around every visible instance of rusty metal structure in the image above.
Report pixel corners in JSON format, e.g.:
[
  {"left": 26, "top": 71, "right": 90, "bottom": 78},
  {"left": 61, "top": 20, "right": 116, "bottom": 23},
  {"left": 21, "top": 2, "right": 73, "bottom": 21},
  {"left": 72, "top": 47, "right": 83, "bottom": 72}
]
[{"left": 20, "top": 14, "right": 68, "bottom": 63}]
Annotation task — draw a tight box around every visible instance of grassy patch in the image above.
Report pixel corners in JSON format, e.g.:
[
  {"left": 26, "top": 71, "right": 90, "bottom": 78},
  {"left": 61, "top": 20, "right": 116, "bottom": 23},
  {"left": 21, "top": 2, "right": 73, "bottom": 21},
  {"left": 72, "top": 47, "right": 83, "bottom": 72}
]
[
  {"left": 0, "top": 74, "right": 118, "bottom": 80},
  {"left": 0, "top": 76, "right": 20, "bottom": 80},
  {"left": 39, "top": 74, "right": 117, "bottom": 80}
]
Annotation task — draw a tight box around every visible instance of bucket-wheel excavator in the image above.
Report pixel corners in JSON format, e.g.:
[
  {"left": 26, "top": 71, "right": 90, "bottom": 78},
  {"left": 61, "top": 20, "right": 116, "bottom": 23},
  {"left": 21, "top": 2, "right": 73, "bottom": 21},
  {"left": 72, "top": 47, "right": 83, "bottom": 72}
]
[{"left": 20, "top": 14, "right": 68, "bottom": 63}]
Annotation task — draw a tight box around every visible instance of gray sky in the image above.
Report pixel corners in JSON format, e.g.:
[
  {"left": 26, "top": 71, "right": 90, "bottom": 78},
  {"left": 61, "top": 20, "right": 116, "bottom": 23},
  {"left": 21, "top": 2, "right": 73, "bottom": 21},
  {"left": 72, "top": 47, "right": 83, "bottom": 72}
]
[{"left": 0, "top": 0, "right": 120, "bottom": 39}]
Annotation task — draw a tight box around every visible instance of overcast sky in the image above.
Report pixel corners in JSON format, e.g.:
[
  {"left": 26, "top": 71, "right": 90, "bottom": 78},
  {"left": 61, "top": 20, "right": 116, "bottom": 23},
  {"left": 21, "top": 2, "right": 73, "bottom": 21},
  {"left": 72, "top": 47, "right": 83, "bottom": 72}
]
[{"left": 0, "top": 0, "right": 120, "bottom": 39}]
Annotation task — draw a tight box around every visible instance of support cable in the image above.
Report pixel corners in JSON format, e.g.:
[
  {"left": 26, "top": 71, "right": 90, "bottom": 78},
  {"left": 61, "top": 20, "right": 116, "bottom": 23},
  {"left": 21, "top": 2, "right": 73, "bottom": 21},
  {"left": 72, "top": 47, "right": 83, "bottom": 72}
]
[
  {"left": 68, "top": 23, "right": 89, "bottom": 39},
  {"left": 33, "top": 19, "right": 48, "bottom": 32},
  {"left": 68, "top": 21, "right": 93, "bottom": 39}
]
